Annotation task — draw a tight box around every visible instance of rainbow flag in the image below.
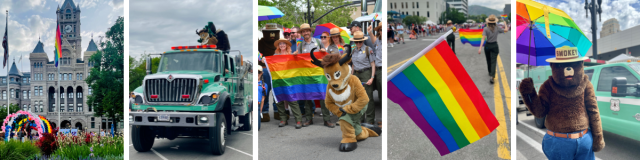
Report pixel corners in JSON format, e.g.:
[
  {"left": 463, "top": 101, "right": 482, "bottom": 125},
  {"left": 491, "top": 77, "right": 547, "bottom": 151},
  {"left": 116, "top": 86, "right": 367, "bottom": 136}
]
[
  {"left": 371, "top": 13, "right": 378, "bottom": 23},
  {"left": 265, "top": 52, "right": 329, "bottom": 102},
  {"left": 387, "top": 36, "right": 499, "bottom": 156},
  {"left": 337, "top": 44, "right": 344, "bottom": 54},
  {"left": 296, "top": 38, "right": 302, "bottom": 48},
  {"left": 258, "top": 53, "right": 263, "bottom": 62},
  {"left": 55, "top": 21, "right": 62, "bottom": 67},
  {"left": 501, "top": 14, "right": 508, "bottom": 18},
  {"left": 459, "top": 29, "right": 484, "bottom": 47}
]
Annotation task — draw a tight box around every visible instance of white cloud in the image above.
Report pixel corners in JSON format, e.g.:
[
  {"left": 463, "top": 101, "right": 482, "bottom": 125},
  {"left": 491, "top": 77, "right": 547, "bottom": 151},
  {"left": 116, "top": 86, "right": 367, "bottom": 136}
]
[
  {"left": 538, "top": 0, "right": 640, "bottom": 40},
  {"left": 108, "top": 0, "right": 123, "bottom": 9}
]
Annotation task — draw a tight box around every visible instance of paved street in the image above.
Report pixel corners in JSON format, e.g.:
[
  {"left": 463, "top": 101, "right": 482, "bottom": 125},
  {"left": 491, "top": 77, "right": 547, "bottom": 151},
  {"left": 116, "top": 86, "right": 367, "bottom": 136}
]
[
  {"left": 387, "top": 31, "right": 512, "bottom": 159},
  {"left": 128, "top": 125, "right": 253, "bottom": 160},
  {"left": 258, "top": 91, "right": 383, "bottom": 159},
  {"left": 517, "top": 108, "right": 640, "bottom": 160}
]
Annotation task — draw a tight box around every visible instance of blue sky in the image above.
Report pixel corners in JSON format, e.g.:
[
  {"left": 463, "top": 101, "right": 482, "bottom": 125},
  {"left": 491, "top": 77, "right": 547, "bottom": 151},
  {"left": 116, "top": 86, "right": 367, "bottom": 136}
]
[
  {"left": 0, "top": 0, "right": 123, "bottom": 74},
  {"left": 128, "top": 0, "right": 253, "bottom": 63},
  {"left": 536, "top": 0, "right": 640, "bottom": 40}
]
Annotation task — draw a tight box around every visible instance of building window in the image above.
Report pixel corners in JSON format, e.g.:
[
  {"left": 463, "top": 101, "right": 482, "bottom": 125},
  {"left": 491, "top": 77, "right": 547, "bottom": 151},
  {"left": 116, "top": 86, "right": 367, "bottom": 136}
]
[
  {"left": 39, "top": 104, "right": 43, "bottom": 112},
  {"left": 77, "top": 104, "right": 82, "bottom": 112},
  {"left": 2, "top": 91, "right": 5, "bottom": 99},
  {"left": 51, "top": 104, "right": 55, "bottom": 112},
  {"left": 59, "top": 73, "right": 62, "bottom": 80},
  {"left": 427, "top": 2, "right": 429, "bottom": 8},
  {"left": 2, "top": 78, "right": 4, "bottom": 83},
  {"left": 89, "top": 88, "right": 92, "bottom": 95},
  {"left": 77, "top": 92, "right": 82, "bottom": 98},
  {"left": 28, "top": 91, "right": 30, "bottom": 99},
  {"left": 61, "top": 93, "right": 65, "bottom": 99},
  {"left": 60, "top": 104, "right": 65, "bottom": 112},
  {"left": 417, "top": 2, "right": 419, "bottom": 8},
  {"left": 23, "top": 91, "right": 26, "bottom": 99},
  {"left": 91, "top": 122, "right": 95, "bottom": 128},
  {"left": 39, "top": 86, "right": 43, "bottom": 96},
  {"left": 69, "top": 104, "right": 73, "bottom": 112},
  {"left": 412, "top": 2, "right": 414, "bottom": 8},
  {"left": 68, "top": 92, "right": 73, "bottom": 99},
  {"left": 428, "top": 11, "right": 430, "bottom": 17},
  {"left": 66, "top": 14, "right": 71, "bottom": 19},
  {"left": 23, "top": 105, "right": 26, "bottom": 111},
  {"left": 28, "top": 78, "right": 30, "bottom": 83},
  {"left": 10, "top": 89, "right": 14, "bottom": 98}
]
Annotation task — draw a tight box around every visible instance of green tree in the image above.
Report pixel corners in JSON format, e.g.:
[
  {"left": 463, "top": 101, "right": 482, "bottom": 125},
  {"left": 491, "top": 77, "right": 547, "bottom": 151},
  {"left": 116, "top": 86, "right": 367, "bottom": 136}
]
[
  {"left": 258, "top": 0, "right": 355, "bottom": 29},
  {"left": 129, "top": 55, "right": 160, "bottom": 92},
  {"left": 0, "top": 104, "right": 21, "bottom": 125},
  {"left": 402, "top": 15, "right": 426, "bottom": 26},
  {"left": 444, "top": 8, "right": 466, "bottom": 24},
  {"left": 86, "top": 16, "right": 124, "bottom": 132}
]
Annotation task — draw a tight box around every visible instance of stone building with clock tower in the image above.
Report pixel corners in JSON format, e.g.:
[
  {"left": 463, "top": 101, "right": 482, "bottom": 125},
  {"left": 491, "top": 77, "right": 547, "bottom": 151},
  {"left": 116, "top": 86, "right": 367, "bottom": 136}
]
[{"left": 0, "top": 0, "right": 121, "bottom": 133}]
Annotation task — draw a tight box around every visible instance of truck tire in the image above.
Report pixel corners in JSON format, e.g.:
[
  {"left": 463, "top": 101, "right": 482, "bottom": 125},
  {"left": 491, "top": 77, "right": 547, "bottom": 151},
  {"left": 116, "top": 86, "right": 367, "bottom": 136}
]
[
  {"left": 132, "top": 125, "right": 155, "bottom": 152},
  {"left": 239, "top": 111, "right": 252, "bottom": 131},
  {"left": 535, "top": 116, "right": 546, "bottom": 129},
  {"left": 210, "top": 114, "right": 227, "bottom": 155}
]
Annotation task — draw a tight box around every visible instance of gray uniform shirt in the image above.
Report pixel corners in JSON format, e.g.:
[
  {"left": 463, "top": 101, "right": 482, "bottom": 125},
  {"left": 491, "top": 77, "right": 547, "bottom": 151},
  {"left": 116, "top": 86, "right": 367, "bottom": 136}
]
[
  {"left": 482, "top": 26, "right": 504, "bottom": 43},
  {"left": 349, "top": 34, "right": 374, "bottom": 50},
  {"left": 351, "top": 44, "right": 374, "bottom": 71},
  {"left": 326, "top": 43, "right": 345, "bottom": 56},
  {"left": 297, "top": 37, "right": 323, "bottom": 53},
  {"left": 374, "top": 39, "right": 382, "bottom": 67}
]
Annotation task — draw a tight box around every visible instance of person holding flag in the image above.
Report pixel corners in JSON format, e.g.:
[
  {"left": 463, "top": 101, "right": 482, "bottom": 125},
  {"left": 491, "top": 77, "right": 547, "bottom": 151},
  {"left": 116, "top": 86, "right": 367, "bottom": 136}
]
[
  {"left": 327, "top": 28, "right": 346, "bottom": 56},
  {"left": 478, "top": 15, "right": 509, "bottom": 84}
]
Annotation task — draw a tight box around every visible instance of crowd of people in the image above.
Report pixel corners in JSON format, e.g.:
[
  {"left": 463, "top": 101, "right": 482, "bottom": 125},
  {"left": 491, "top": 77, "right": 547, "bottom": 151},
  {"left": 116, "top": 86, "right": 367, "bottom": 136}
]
[
  {"left": 1, "top": 128, "right": 115, "bottom": 142},
  {"left": 259, "top": 21, "right": 383, "bottom": 130},
  {"left": 386, "top": 22, "right": 448, "bottom": 47}
]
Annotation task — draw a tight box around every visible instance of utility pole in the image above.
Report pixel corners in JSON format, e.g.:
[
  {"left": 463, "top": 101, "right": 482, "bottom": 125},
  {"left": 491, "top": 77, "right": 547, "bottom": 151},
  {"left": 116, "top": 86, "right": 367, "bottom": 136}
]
[{"left": 585, "top": 0, "right": 602, "bottom": 60}]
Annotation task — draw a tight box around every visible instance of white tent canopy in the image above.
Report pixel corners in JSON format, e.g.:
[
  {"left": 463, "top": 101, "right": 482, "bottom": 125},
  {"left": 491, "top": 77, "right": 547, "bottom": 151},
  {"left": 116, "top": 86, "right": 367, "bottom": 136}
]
[{"left": 425, "top": 20, "right": 436, "bottom": 25}]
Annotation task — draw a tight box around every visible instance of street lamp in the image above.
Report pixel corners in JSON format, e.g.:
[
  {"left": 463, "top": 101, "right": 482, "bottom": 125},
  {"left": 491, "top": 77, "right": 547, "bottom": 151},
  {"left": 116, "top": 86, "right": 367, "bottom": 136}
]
[{"left": 585, "top": 0, "right": 602, "bottom": 60}]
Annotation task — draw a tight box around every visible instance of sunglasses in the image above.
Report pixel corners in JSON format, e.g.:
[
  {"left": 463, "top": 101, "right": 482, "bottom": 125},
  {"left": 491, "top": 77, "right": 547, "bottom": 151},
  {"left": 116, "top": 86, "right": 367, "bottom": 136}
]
[
  {"left": 355, "top": 41, "right": 363, "bottom": 44},
  {"left": 321, "top": 36, "right": 328, "bottom": 39},
  {"left": 291, "top": 32, "right": 296, "bottom": 34}
]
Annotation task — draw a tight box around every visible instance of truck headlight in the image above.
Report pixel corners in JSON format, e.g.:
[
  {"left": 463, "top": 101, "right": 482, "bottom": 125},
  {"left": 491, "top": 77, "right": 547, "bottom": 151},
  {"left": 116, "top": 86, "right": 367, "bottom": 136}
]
[{"left": 200, "top": 116, "right": 208, "bottom": 122}]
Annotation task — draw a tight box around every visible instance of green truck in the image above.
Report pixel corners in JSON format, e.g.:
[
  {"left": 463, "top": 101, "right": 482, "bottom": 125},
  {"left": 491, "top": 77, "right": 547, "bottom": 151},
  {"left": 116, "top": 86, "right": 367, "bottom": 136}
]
[
  {"left": 520, "top": 62, "right": 640, "bottom": 141},
  {"left": 129, "top": 45, "right": 253, "bottom": 155}
]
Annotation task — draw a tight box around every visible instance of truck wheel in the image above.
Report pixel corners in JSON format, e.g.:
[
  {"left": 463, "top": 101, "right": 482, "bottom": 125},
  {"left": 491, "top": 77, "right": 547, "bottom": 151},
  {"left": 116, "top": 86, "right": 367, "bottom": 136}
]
[
  {"left": 535, "top": 116, "right": 546, "bottom": 129},
  {"left": 210, "top": 114, "right": 227, "bottom": 155},
  {"left": 240, "top": 111, "right": 252, "bottom": 131},
  {"left": 132, "top": 125, "right": 155, "bottom": 152}
]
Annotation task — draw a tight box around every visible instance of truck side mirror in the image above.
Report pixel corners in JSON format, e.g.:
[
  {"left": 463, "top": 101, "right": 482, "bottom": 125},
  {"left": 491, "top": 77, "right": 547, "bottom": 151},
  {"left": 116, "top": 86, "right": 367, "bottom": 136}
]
[
  {"left": 146, "top": 57, "right": 152, "bottom": 75},
  {"left": 214, "top": 75, "right": 221, "bottom": 82},
  {"left": 611, "top": 77, "right": 627, "bottom": 97}
]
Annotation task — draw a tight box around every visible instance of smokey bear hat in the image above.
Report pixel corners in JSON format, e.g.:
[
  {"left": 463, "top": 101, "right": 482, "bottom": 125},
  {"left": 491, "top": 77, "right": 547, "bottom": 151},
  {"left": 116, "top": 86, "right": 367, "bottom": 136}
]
[{"left": 546, "top": 46, "right": 588, "bottom": 63}]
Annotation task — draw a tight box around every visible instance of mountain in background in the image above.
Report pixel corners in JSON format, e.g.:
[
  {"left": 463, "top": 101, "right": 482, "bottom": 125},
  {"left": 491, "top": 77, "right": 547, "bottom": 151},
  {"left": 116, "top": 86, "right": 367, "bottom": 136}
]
[{"left": 468, "top": 5, "right": 503, "bottom": 16}]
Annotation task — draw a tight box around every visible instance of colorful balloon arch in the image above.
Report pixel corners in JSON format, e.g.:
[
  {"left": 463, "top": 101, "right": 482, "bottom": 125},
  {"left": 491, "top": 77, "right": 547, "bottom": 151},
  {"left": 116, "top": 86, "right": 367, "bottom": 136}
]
[{"left": 2, "top": 110, "right": 53, "bottom": 139}]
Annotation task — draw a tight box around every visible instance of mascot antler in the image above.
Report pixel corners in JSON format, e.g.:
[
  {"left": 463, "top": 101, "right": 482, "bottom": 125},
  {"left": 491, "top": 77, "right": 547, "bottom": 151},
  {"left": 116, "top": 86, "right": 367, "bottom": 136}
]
[
  {"left": 339, "top": 48, "right": 352, "bottom": 66},
  {"left": 309, "top": 48, "right": 323, "bottom": 67}
]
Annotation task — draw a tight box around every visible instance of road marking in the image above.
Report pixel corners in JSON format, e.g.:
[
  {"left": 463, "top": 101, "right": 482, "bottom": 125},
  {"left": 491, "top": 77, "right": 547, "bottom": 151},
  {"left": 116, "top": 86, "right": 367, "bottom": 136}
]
[
  {"left": 150, "top": 149, "right": 169, "bottom": 160},
  {"left": 237, "top": 132, "right": 253, "bottom": 136},
  {"left": 516, "top": 130, "right": 544, "bottom": 154},
  {"left": 421, "top": 39, "right": 438, "bottom": 41},
  {"left": 227, "top": 146, "right": 253, "bottom": 157},
  {"left": 387, "top": 58, "right": 410, "bottom": 73},
  {"left": 517, "top": 121, "right": 603, "bottom": 160},
  {"left": 494, "top": 69, "right": 511, "bottom": 159},
  {"left": 497, "top": 56, "right": 511, "bottom": 119}
]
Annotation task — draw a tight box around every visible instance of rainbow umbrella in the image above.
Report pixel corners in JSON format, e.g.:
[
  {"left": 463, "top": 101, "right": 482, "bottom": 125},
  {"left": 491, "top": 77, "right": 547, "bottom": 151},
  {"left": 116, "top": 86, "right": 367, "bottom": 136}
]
[
  {"left": 516, "top": 0, "right": 591, "bottom": 66},
  {"left": 313, "top": 22, "right": 351, "bottom": 44},
  {"left": 258, "top": 6, "right": 284, "bottom": 21}
]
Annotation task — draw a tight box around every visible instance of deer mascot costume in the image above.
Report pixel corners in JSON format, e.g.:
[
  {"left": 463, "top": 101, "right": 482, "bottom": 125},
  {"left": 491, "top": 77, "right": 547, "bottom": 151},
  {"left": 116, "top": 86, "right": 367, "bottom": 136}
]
[{"left": 310, "top": 48, "right": 382, "bottom": 152}]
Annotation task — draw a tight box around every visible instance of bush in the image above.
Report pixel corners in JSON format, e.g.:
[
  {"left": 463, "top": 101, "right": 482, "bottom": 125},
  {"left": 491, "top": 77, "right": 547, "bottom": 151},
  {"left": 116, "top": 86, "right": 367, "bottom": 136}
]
[
  {"left": 0, "top": 140, "right": 40, "bottom": 160},
  {"left": 36, "top": 133, "right": 58, "bottom": 156}
]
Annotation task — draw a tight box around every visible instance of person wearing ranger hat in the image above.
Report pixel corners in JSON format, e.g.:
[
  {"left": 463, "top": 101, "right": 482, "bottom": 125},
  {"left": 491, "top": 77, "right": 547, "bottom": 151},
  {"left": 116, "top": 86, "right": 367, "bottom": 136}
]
[
  {"left": 326, "top": 28, "right": 348, "bottom": 56},
  {"left": 347, "top": 21, "right": 374, "bottom": 49},
  {"left": 478, "top": 14, "right": 510, "bottom": 84},
  {"left": 350, "top": 30, "right": 377, "bottom": 125},
  {"left": 519, "top": 46, "right": 603, "bottom": 159},
  {"left": 370, "top": 22, "right": 383, "bottom": 123},
  {"left": 296, "top": 23, "right": 330, "bottom": 127},
  {"left": 445, "top": 20, "right": 458, "bottom": 54}
]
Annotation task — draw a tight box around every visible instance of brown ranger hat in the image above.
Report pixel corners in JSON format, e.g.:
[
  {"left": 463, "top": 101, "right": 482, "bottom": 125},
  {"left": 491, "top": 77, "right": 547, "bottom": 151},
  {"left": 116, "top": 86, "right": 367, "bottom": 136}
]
[
  {"left": 299, "top": 23, "right": 313, "bottom": 32},
  {"left": 273, "top": 38, "right": 292, "bottom": 48},
  {"left": 546, "top": 46, "right": 588, "bottom": 63},
  {"left": 263, "top": 23, "right": 279, "bottom": 31},
  {"left": 486, "top": 15, "right": 498, "bottom": 24},
  {"left": 350, "top": 31, "right": 368, "bottom": 42},
  {"left": 330, "top": 28, "right": 341, "bottom": 36},
  {"left": 447, "top": 20, "right": 452, "bottom": 24},
  {"left": 374, "top": 22, "right": 382, "bottom": 31}
]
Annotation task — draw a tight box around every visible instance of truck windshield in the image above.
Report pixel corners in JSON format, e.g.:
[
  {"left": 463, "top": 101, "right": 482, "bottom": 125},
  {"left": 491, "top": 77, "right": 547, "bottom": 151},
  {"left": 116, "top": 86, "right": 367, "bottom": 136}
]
[
  {"left": 158, "top": 51, "right": 220, "bottom": 72},
  {"left": 629, "top": 63, "right": 640, "bottom": 75}
]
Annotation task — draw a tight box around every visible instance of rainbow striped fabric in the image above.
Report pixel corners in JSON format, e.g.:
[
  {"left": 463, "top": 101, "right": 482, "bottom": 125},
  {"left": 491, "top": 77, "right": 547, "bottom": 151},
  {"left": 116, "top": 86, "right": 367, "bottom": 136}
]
[
  {"left": 265, "top": 52, "right": 329, "bottom": 102},
  {"left": 459, "top": 29, "right": 484, "bottom": 47},
  {"left": 296, "top": 38, "right": 302, "bottom": 48},
  {"left": 337, "top": 44, "right": 344, "bottom": 54},
  {"left": 55, "top": 20, "right": 62, "bottom": 67},
  {"left": 371, "top": 13, "right": 378, "bottom": 23},
  {"left": 388, "top": 40, "right": 499, "bottom": 156},
  {"left": 501, "top": 14, "right": 508, "bottom": 18}
]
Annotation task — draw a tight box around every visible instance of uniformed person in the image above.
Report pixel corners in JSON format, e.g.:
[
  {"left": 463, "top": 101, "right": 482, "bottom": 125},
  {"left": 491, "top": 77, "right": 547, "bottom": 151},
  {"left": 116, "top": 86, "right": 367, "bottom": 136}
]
[
  {"left": 370, "top": 23, "right": 383, "bottom": 125},
  {"left": 273, "top": 38, "right": 304, "bottom": 129},
  {"left": 296, "top": 23, "right": 333, "bottom": 128},
  {"left": 326, "top": 28, "right": 346, "bottom": 56},
  {"left": 478, "top": 15, "right": 509, "bottom": 84},
  {"left": 347, "top": 21, "right": 374, "bottom": 49},
  {"left": 350, "top": 31, "right": 376, "bottom": 125}
]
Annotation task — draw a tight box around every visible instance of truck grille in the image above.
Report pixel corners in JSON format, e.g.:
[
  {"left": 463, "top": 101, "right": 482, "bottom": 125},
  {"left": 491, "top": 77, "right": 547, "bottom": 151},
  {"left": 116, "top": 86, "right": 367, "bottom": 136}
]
[{"left": 145, "top": 78, "right": 198, "bottom": 102}]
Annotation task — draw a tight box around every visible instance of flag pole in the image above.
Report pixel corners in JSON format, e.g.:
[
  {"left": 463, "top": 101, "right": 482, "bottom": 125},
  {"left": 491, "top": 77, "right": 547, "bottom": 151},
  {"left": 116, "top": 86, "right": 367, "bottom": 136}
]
[
  {"left": 387, "top": 30, "right": 452, "bottom": 80},
  {"left": 57, "top": 16, "right": 60, "bottom": 134},
  {"left": 5, "top": 10, "right": 8, "bottom": 117}
]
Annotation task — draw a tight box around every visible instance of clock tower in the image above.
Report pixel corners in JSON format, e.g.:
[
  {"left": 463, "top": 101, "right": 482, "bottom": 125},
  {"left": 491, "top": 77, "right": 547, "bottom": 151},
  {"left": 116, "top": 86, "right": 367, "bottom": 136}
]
[{"left": 56, "top": 0, "right": 81, "bottom": 62}]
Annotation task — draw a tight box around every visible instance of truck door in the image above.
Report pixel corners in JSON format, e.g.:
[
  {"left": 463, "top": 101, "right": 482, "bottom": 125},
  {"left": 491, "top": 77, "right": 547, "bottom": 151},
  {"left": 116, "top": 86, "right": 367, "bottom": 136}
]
[{"left": 594, "top": 65, "right": 640, "bottom": 141}]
